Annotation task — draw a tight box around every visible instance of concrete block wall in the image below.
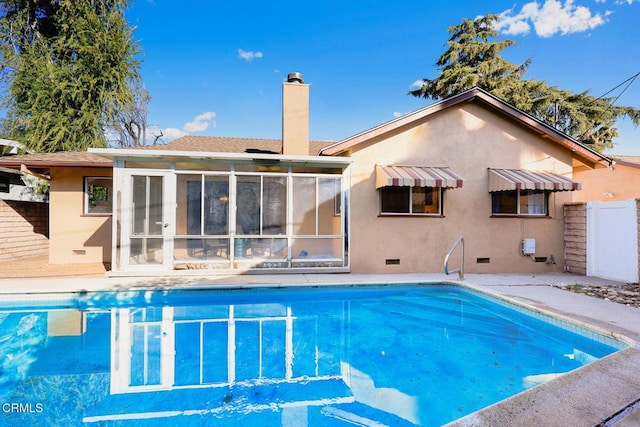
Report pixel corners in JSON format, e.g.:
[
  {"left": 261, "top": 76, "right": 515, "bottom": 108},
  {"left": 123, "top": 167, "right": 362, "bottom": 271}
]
[
  {"left": 564, "top": 203, "right": 587, "bottom": 275},
  {"left": 0, "top": 200, "right": 49, "bottom": 262}
]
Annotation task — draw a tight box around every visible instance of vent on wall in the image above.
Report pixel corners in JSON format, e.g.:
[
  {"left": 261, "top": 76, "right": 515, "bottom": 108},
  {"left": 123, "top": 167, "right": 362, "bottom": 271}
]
[
  {"left": 385, "top": 259, "right": 400, "bottom": 265},
  {"left": 477, "top": 258, "right": 490, "bottom": 264},
  {"left": 534, "top": 257, "right": 548, "bottom": 263}
]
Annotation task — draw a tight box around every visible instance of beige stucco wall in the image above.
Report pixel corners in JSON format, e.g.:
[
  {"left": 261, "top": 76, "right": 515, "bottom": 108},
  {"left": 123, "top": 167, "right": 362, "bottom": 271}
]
[
  {"left": 573, "top": 162, "right": 640, "bottom": 202},
  {"left": 49, "top": 167, "right": 112, "bottom": 265},
  {"left": 347, "top": 102, "right": 575, "bottom": 274},
  {"left": 282, "top": 82, "right": 310, "bottom": 155}
]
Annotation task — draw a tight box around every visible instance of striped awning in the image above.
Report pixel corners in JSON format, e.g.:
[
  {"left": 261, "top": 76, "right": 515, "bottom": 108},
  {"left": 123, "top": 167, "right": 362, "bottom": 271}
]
[
  {"left": 375, "top": 166, "right": 464, "bottom": 189},
  {"left": 488, "top": 168, "right": 581, "bottom": 192}
]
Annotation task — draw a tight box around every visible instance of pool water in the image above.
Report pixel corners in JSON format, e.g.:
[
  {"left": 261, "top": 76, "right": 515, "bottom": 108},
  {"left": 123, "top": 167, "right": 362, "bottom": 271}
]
[{"left": 0, "top": 284, "right": 623, "bottom": 426}]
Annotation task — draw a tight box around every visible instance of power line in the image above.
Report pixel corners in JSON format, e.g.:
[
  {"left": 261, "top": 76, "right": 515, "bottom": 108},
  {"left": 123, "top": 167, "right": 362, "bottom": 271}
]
[
  {"left": 579, "top": 71, "right": 639, "bottom": 143},
  {"left": 587, "top": 71, "right": 640, "bottom": 106}
]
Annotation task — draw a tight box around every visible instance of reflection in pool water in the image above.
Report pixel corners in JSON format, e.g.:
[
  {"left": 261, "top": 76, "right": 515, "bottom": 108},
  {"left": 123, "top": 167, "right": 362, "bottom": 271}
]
[{"left": 0, "top": 285, "right": 623, "bottom": 426}]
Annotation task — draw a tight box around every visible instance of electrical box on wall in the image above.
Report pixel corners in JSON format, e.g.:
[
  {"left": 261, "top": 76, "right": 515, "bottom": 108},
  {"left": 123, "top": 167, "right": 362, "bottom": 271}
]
[{"left": 522, "top": 238, "right": 536, "bottom": 255}]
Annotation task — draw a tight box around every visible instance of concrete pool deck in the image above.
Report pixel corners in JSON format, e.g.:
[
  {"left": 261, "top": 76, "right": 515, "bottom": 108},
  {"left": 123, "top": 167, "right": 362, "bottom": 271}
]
[{"left": 0, "top": 271, "right": 638, "bottom": 426}]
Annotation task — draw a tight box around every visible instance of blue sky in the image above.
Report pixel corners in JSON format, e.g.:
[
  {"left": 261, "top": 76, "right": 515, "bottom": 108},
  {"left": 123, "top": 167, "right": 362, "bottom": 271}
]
[{"left": 127, "top": 0, "right": 640, "bottom": 155}]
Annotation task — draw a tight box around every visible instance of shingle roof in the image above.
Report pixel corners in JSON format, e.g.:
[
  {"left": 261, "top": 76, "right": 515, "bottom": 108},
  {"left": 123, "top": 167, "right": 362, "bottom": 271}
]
[
  {"left": 0, "top": 151, "right": 112, "bottom": 168},
  {"left": 132, "top": 136, "right": 333, "bottom": 156},
  {"left": 0, "top": 136, "right": 336, "bottom": 170}
]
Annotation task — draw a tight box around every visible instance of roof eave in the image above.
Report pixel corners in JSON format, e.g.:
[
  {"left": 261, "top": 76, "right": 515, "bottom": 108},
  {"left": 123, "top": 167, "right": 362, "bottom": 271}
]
[
  {"left": 320, "top": 87, "right": 612, "bottom": 167},
  {"left": 609, "top": 157, "right": 640, "bottom": 169},
  {"left": 89, "top": 148, "right": 352, "bottom": 166},
  {"left": 471, "top": 90, "right": 611, "bottom": 167},
  {"left": 320, "top": 89, "right": 478, "bottom": 156},
  {"left": 0, "top": 160, "right": 112, "bottom": 169}
]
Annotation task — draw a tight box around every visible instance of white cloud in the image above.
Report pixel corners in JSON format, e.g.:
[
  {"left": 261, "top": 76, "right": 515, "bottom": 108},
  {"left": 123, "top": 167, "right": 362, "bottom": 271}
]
[
  {"left": 147, "top": 111, "right": 217, "bottom": 143},
  {"left": 393, "top": 112, "right": 403, "bottom": 118},
  {"left": 183, "top": 111, "right": 216, "bottom": 132},
  {"left": 238, "top": 49, "right": 264, "bottom": 61},
  {"left": 496, "top": 0, "right": 607, "bottom": 37},
  {"left": 410, "top": 79, "right": 425, "bottom": 89},
  {"left": 596, "top": 0, "right": 638, "bottom": 5},
  {"left": 145, "top": 125, "right": 188, "bottom": 142},
  {"left": 496, "top": 13, "right": 532, "bottom": 35},
  {"left": 161, "top": 127, "right": 189, "bottom": 139}
]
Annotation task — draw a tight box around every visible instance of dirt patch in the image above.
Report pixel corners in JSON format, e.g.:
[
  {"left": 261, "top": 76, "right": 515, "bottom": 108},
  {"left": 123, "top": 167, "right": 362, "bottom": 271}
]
[{"left": 555, "top": 283, "right": 640, "bottom": 308}]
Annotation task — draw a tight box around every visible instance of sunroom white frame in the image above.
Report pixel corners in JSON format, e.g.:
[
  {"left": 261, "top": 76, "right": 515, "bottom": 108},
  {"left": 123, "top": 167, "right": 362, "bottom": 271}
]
[{"left": 91, "top": 148, "right": 351, "bottom": 274}]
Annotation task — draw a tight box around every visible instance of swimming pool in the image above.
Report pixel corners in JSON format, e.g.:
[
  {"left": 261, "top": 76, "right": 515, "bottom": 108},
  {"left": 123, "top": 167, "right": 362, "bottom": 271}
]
[{"left": 0, "top": 283, "right": 624, "bottom": 426}]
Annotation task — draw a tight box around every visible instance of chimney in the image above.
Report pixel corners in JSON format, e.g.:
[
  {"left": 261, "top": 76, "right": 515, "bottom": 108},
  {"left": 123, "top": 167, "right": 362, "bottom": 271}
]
[{"left": 282, "top": 72, "right": 309, "bottom": 155}]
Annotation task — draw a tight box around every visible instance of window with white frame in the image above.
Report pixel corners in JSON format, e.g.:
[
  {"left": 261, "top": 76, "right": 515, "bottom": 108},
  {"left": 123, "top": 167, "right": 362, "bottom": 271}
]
[
  {"left": 84, "top": 177, "right": 112, "bottom": 215},
  {"left": 236, "top": 175, "right": 287, "bottom": 236},
  {"left": 491, "top": 189, "right": 548, "bottom": 216},
  {"left": 380, "top": 186, "right": 442, "bottom": 215}
]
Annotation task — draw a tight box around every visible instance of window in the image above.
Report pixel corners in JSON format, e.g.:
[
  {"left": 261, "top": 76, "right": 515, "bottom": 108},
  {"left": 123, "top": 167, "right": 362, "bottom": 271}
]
[
  {"left": 85, "top": 177, "right": 112, "bottom": 215},
  {"left": 180, "top": 175, "right": 230, "bottom": 236},
  {"left": 237, "top": 175, "right": 287, "bottom": 236},
  {"left": 491, "top": 190, "right": 548, "bottom": 216},
  {"left": 290, "top": 176, "right": 340, "bottom": 235},
  {"left": 380, "top": 186, "right": 441, "bottom": 215}
]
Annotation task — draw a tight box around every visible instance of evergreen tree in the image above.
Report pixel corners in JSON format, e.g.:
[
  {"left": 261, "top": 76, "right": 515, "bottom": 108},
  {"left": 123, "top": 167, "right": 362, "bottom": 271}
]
[
  {"left": 411, "top": 14, "right": 640, "bottom": 152},
  {"left": 0, "top": 0, "right": 145, "bottom": 152}
]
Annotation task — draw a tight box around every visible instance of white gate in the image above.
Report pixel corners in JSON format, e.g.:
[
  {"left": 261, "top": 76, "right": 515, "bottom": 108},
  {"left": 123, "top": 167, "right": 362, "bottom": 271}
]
[{"left": 587, "top": 199, "right": 639, "bottom": 283}]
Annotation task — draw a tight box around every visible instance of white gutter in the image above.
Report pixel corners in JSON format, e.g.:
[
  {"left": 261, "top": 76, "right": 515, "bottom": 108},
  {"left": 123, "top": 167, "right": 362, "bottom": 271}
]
[{"left": 88, "top": 148, "right": 352, "bottom": 166}]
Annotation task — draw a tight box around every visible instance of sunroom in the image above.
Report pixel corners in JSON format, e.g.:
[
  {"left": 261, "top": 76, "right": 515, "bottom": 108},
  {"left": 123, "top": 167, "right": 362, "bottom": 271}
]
[{"left": 90, "top": 148, "right": 351, "bottom": 274}]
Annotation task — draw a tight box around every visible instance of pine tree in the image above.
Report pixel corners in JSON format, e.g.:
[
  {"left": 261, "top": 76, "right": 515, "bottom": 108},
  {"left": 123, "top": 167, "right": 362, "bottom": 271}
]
[
  {"left": 411, "top": 14, "right": 640, "bottom": 152},
  {"left": 0, "top": 0, "right": 145, "bottom": 152}
]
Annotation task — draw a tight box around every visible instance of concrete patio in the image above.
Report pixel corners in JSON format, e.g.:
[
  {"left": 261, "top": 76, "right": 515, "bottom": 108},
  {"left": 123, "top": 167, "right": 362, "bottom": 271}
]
[{"left": 0, "top": 270, "right": 638, "bottom": 426}]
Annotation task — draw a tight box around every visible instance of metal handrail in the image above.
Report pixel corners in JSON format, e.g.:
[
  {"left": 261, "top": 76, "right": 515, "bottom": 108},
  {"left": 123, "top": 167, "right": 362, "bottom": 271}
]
[{"left": 444, "top": 236, "right": 465, "bottom": 280}]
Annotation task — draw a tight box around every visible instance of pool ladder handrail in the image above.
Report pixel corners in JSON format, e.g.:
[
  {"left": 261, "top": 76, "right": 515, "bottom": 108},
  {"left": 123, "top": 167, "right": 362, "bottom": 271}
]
[{"left": 444, "top": 236, "right": 465, "bottom": 280}]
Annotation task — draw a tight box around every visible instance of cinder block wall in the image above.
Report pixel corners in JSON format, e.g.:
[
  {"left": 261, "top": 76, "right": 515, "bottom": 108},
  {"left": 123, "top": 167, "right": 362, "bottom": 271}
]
[
  {"left": 0, "top": 200, "right": 49, "bottom": 262},
  {"left": 564, "top": 203, "right": 587, "bottom": 275}
]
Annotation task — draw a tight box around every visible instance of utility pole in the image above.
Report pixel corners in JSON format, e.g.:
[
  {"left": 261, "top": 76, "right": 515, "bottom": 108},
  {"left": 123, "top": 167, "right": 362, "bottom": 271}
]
[{"left": 553, "top": 98, "right": 561, "bottom": 128}]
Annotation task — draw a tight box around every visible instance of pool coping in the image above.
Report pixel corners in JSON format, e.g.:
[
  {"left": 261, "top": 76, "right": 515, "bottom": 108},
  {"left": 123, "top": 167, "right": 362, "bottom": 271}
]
[{"left": 0, "top": 272, "right": 639, "bottom": 426}]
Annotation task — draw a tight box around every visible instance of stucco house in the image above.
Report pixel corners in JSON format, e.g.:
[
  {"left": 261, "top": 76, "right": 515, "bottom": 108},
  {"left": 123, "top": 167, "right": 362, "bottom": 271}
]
[
  {"left": 320, "top": 87, "right": 611, "bottom": 274},
  {"left": 573, "top": 155, "right": 640, "bottom": 202},
  {"left": 0, "top": 151, "right": 112, "bottom": 264},
  {"left": 0, "top": 76, "right": 615, "bottom": 275}
]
